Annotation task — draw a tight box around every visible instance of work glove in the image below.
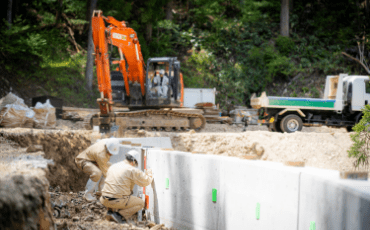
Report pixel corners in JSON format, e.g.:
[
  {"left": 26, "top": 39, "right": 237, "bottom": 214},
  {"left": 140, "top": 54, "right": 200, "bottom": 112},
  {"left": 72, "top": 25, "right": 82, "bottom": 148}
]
[{"left": 145, "top": 169, "right": 153, "bottom": 177}]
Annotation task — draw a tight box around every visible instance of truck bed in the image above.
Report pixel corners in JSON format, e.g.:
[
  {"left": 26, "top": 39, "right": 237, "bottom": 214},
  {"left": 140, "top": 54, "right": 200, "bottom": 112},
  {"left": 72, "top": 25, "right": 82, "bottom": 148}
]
[{"left": 251, "top": 92, "right": 336, "bottom": 110}]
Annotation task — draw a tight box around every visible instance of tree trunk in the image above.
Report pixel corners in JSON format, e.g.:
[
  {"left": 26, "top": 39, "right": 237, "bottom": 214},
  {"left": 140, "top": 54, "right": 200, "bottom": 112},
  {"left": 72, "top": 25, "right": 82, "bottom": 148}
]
[
  {"left": 280, "top": 0, "right": 289, "bottom": 37},
  {"left": 55, "top": 0, "right": 63, "bottom": 25},
  {"left": 166, "top": 1, "right": 174, "bottom": 20},
  {"left": 85, "top": 0, "right": 98, "bottom": 92},
  {"left": 7, "top": 0, "right": 12, "bottom": 29},
  {"left": 145, "top": 23, "right": 153, "bottom": 42}
]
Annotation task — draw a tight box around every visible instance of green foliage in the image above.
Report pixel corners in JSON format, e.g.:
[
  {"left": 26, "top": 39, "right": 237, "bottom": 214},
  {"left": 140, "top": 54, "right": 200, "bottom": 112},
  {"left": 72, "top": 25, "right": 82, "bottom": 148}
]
[
  {"left": 2, "top": 0, "right": 370, "bottom": 109},
  {"left": 348, "top": 105, "right": 370, "bottom": 168},
  {"left": 276, "top": 36, "right": 295, "bottom": 56}
]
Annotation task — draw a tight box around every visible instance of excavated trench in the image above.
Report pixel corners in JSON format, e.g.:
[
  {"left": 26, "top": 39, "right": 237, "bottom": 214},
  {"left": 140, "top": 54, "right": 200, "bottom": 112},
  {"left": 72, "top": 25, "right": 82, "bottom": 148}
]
[{"left": 0, "top": 129, "right": 95, "bottom": 192}]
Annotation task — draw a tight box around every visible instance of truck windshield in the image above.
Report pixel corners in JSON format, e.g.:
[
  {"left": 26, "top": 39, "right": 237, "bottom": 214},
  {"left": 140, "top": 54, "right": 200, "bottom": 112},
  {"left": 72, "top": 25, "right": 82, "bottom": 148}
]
[{"left": 366, "top": 81, "right": 370, "bottom": 94}]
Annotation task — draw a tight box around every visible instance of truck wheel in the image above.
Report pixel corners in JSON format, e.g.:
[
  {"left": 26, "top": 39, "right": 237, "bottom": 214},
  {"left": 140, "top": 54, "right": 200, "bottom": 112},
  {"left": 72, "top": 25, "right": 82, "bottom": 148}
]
[
  {"left": 275, "top": 120, "right": 283, "bottom": 133},
  {"left": 268, "top": 120, "right": 282, "bottom": 133},
  {"left": 280, "top": 115, "right": 303, "bottom": 133}
]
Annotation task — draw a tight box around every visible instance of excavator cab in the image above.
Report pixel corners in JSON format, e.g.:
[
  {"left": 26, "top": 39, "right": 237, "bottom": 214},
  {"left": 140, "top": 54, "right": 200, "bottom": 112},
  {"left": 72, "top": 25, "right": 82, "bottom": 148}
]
[
  {"left": 111, "top": 57, "right": 182, "bottom": 108},
  {"left": 145, "top": 57, "right": 182, "bottom": 107}
]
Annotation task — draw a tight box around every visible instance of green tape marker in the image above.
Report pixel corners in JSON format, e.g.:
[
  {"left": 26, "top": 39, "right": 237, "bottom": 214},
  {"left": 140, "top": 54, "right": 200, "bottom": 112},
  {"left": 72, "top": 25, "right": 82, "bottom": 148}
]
[
  {"left": 309, "top": 221, "right": 316, "bottom": 230},
  {"left": 256, "top": 203, "right": 260, "bottom": 220},
  {"left": 165, "top": 178, "right": 169, "bottom": 189},
  {"left": 212, "top": 189, "right": 217, "bottom": 202}
]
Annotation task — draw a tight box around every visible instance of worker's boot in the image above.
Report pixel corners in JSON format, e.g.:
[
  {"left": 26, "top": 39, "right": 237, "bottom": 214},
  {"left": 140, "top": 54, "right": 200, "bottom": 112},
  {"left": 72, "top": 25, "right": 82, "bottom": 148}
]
[
  {"left": 84, "top": 181, "right": 98, "bottom": 202},
  {"left": 106, "top": 209, "right": 125, "bottom": 224}
]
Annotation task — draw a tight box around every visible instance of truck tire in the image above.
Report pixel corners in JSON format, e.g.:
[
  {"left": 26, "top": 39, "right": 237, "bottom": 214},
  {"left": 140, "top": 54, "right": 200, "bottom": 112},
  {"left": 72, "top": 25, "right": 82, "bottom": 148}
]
[
  {"left": 280, "top": 115, "right": 303, "bottom": 133},
  {"left": 268, "top": 120, "right": 283, "bottom": 133}
]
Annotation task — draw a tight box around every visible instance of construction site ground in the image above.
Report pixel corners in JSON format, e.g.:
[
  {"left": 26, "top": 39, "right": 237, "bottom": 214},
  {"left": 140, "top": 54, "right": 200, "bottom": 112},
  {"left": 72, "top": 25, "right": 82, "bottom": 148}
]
[{"left": 0, "top": 119, "right": 366, "bottom": 230}]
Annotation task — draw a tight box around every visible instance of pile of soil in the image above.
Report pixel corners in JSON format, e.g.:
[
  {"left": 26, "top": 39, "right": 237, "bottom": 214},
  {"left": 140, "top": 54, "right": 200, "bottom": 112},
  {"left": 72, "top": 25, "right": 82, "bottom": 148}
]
[
  {"left": 49, "top": 187, "right": 171, "bottom": 230},
  {"left": 120, "top": 129, "right": 367, "bottom": 176}
]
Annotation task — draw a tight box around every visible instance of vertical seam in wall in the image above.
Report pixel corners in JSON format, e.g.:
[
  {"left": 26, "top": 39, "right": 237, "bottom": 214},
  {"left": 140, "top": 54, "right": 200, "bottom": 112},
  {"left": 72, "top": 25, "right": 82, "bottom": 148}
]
[{"left": 297, "top": 172, "right": 301, "bottom": 230}]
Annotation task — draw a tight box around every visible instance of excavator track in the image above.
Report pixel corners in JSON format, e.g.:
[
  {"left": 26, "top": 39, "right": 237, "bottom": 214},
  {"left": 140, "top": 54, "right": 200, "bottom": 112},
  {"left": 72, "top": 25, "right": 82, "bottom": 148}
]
[{"left": 85, "top": 110, "right": 206, "bottom": 132}]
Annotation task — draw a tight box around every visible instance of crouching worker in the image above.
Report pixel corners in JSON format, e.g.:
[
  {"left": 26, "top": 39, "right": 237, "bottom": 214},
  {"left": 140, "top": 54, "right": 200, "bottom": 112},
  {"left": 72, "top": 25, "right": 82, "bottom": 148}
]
[
  {"left": 100, "top": 150, "right": 154, "bottom": 224},
  {"left": 75, "top": 139, "right": 119, "bottom": 201}
]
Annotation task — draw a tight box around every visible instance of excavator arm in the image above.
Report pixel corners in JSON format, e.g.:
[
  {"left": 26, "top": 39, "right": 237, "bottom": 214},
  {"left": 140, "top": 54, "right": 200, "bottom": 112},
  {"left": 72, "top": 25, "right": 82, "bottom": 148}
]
[{"left": 91, "top": 10, "right": 146, "bottom": 114}]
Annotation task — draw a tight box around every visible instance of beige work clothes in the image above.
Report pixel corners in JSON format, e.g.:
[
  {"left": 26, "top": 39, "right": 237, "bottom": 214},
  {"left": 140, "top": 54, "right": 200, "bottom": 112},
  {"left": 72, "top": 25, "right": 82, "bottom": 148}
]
[
  {"left": 102, "top": 160, "right": 153, "bottom": 198},
  {"left": 100, "top": 195, "right": 144, "bottom": 220},
  {"left": 75, "top": 140, "right": 112, "bottom": 180}
]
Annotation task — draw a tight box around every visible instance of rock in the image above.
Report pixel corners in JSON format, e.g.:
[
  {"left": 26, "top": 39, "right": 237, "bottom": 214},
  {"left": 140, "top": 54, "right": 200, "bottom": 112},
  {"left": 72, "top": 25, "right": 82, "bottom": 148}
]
[
  {"left": 188, "top": 129, "right": 196, "bottom": 134},
  {"left": 69, "top": 192, "right": 73, "bottom": 195},
  {"left": 26, "top": 145, "right": 43, "bottom": 153},
  {"left": 138, "top": 130, "right": 146, "bottom": 135},
  {"left": 57, "top": 221, "right": 69, "bottom": 230},
  {"left": 150, "top": 224, "right": 165, "bottom": 230},
  {"left": 49, "top": 192, "right": 55, "bottom": 198},
  {"left": 146, "top": 221, "right": 156, "bottom": 227},
  {"left": 83, "top": 215, "right": 94, "bottom": 222},
  {"left": 72, "top": 216, "right": 80, "bottom": 222},
  {"left": 255, "top": 146, "right": 264, "bottom": 156}
]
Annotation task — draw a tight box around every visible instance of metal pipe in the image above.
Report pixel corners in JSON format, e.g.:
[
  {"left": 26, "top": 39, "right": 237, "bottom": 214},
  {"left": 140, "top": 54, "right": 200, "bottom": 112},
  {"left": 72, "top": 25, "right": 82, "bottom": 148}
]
[
  {"left": 135, "top": 44, "right": 139, "bottom": 61},
  {"left": 119, "top": 48, "right": 123, "bottom": 60}
]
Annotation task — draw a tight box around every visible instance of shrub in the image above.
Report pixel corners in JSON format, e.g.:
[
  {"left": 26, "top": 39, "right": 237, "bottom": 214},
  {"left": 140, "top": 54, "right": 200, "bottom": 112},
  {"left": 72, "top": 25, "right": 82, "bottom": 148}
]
[
  {"left": 276, "top": 36, "right": 295, "bottom": 56},
  {"left": 348, "top": 105, "right": 370, "bottom": 168}
]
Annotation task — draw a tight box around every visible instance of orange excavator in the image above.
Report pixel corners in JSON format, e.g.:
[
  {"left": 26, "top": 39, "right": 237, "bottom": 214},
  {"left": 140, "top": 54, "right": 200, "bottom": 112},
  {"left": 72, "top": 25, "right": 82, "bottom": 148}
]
[{"left": 84, "top": 10, "right": 206, "bottom": 133}]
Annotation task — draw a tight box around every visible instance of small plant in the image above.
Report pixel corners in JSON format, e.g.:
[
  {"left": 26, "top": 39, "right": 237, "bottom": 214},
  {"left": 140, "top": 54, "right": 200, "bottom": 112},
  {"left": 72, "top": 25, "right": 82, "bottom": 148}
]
[
  {"left": 276, "top": 35, "right": 295, "bottom": 56},
  {"left": 290, "top": 91, "right": 297, "bottom": 97},
  {"left": 311, "top": 87, "right": 320, "bottom": 98},
  {"left": 348, "top": 105, "right": 370, "bottom": 168},
  {"left": 302, "top": 87, "right": 309, "bottom": 93}
]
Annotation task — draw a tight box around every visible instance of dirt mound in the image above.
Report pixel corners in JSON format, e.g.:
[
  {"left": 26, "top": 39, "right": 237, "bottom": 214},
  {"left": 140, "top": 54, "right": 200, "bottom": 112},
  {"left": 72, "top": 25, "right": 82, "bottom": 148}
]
[
  {"left": 119, "top": 129, "right": 367, "bottom": 175},
  {"left": 0, "top": 172, "right": 55, "bottom": 230},
  {"left": 0, "top": 128, "right": 95, "bottom": 192}
]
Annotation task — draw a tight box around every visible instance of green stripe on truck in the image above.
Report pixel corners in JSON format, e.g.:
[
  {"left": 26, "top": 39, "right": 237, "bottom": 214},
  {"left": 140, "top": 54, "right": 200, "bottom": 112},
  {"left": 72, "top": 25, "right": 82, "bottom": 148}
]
[{"left": 269, "top": 99, "right": 335, "bottom": 108}]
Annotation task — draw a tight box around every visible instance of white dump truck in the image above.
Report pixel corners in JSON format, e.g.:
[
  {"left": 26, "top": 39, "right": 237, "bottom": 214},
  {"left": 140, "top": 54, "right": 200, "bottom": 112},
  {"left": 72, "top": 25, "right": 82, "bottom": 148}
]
[{"left": 250, "top": 73, "right": 370, "bottom": 133}]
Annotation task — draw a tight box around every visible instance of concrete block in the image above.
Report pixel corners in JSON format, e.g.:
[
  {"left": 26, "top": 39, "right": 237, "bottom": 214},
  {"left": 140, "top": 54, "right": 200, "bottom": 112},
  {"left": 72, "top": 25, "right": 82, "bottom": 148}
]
[
  {"left": 145, "top": 150, "right": 221, "bottom": 230},
  {"left": 298, "top": 168, "right": 370, "bottom": 230},
  {"left": 219, "top": 158, "right": 300, "bottom": 230}
]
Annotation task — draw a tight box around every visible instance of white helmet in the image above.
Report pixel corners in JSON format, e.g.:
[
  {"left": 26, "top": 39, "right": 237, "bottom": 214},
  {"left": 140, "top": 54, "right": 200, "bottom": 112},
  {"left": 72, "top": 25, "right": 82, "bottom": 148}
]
[
  {"left": 160, "top": 69, "right": 165, "bottom": 75},
  {"left": 127, "top": 150, "right": 140, "bottom": 164},
  {"left": 105, "top": 139, "right": 120, "bottom": 155}
]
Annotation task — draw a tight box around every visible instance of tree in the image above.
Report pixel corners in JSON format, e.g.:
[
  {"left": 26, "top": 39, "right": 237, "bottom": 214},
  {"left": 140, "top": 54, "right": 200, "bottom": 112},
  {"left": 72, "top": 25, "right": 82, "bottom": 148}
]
[
  {"left": 55, "top": 0, "right": 63, "bottom": 25},
  {"left": 7, "top": 0, "right": 12, "bottom": 29},
  {"left": 280, "top": 0, "right": 289, "bottom": 37},
  {"left": 85, "top": 0, "right": 98, "bottom": 92},
  {"left": 348, "top": 105, "right": 370, "bottom": 168},
  {"left": 166, "top": 1, "right": 174, "bottom": 20}
]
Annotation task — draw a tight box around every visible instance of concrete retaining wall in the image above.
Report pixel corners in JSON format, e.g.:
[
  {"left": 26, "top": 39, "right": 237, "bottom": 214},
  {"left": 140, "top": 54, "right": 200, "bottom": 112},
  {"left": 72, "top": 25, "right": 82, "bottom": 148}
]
[{"left": 144, "top": 149, "right": 370, "bottom": 230}]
